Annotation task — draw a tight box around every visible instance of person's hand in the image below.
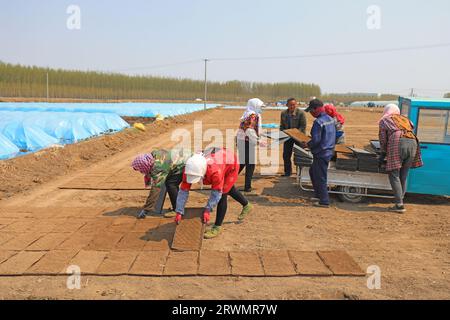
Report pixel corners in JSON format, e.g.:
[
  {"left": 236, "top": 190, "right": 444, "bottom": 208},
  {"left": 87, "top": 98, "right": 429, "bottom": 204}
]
[
  {"left": 175, "top": 213, "right": 183, "bottom": 225},
  {"left": 203, "top": 210, "right": 211, "bottom": 224},
  {"left": 299, "top": 141, "right": 308, "bottom": 149},
  {"left": 377, "top": 153, "right": 386, "bottom": 167}
]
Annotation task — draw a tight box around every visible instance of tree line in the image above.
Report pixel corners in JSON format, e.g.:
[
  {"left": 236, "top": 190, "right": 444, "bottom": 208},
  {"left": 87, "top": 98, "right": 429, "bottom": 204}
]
[
  {"left": 0, "top": 62, "right": 403, "bottom": 103},
  {"left": 0, "top": 62, "right": 322, "bottom": 102}
]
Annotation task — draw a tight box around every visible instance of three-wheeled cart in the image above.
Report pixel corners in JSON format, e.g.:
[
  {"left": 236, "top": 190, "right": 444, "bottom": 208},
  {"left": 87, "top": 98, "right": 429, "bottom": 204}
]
[
  {"left": 290, "top": 96, "right": 450, "bottom": 203},
  {"left": 296, "top": 164, "right": 393, "bottom": 203}
]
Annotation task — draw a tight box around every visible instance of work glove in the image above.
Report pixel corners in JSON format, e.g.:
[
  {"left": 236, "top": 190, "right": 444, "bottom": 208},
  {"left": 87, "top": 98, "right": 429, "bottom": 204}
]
[
  {"left": 203, "top": 210, "right": 211, "bottom": 224},
  {"left": 137, "top": 209, "right": 147, "bottom": 219},
  {"left": 175, "top": 213, "right": 183, "bottom": 225}
]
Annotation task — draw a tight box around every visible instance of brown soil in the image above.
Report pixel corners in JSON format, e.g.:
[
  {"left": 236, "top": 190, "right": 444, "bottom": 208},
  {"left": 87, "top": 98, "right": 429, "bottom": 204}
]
[{"left": 0, "top": 108, "right": 449, "bottom": 300}]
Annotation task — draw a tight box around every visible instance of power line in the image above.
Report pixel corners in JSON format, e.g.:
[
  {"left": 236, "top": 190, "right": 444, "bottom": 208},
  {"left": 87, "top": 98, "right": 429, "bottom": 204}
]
[
  {"left": 108, "top": 42, "right": 450, "bottom": 73},
  {"left": 112, "top": 59, "right": 201, "bottom": 73},
  {"left": 210, "top": 42, "right": 450, "bottom": 62}
]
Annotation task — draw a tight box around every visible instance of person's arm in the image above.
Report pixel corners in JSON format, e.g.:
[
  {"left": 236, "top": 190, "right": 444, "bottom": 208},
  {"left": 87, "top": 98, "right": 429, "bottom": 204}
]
[
  {"left": 307, "top": 121, "right": 322, "bottom": 150},
  {"left": 379, "top": 121, "right": 388, "bottom": 154},
  {"left": 280, "top": 113, "right": 286, "bottom": 131},
  {"left": 246, "top": 114, "right": 264, "bottom": 145},
  {"left": 298, "top": 110, "right": 307, "bottom": 134},
  {"left": 140, "top": 160, "right": 167, "bottom": 215},
  {"left": 246, "top": 128, "right": 259, "bottom": 142},
  {"left": 175, "top": 181, "right": 191, "bottom": 215},
  {"left": 206, "top": 171, "right": 224, "bottom": 210}
]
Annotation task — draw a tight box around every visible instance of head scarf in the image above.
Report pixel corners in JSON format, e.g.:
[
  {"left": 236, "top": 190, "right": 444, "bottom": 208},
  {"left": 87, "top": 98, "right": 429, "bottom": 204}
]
[
  {"left": 324, "top": 103, "right": 345, "bottom": 125},
  {"left": 241, "top": 98, "right": 264, "bottom": 120},
  {"left": 380, "top": 104, "right": 400, "bottom": 122},
  {"left": 131, "top": 154, "right": 155, "bottom": 175}
]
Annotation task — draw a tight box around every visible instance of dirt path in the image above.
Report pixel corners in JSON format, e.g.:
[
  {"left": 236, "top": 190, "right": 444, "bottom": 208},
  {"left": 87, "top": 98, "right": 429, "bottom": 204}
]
[{"left": 0, "top": 108, "right": 449, "bottom": 300}]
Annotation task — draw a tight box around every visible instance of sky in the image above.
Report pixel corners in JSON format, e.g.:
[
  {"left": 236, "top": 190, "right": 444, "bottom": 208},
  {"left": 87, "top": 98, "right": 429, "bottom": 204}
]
[{"left": 1, "top": 0, "right": 449, "bottom": 97}]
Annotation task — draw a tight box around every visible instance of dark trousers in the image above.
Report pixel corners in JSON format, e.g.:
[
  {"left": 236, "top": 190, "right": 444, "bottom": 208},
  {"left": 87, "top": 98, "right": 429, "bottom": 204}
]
[
  {"left": 283, "top": 138, "right": 296, "bottom": 175},
  {"left": 215, "top": 186, "right": 249, "bottom": 226},
  {"left": 309, "top": 156, "right": 331, "bottom": 205},
  {"left": 144, "top": 173, "right": 183, "bottom": 212},
  {"left": 165, "top": 173, "right": 183, "bottom": 210},
  {"left": 238, "top": 140, "right": 256, "bottom": 191},
  {"left": 388, "top": 138, "right": 417, "bottom": 205}
]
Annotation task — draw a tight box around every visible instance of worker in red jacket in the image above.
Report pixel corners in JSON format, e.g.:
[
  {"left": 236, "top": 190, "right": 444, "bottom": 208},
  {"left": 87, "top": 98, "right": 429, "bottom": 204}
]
[{"left": 174, "top": 148, "right": 253, "bottom": 239}]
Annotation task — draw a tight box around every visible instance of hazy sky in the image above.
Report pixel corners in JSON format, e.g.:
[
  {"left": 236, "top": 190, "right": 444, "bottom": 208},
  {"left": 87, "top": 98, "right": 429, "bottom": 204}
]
[{"left": 1, "top": 0, "right": 449, "bottom": 96}]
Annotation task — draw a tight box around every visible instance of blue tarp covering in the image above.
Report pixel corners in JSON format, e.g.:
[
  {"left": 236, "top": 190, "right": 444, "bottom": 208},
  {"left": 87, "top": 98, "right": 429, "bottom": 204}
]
[
  {"left": 0, "top": 102, "right": 218, "bottom": 118},
  {"left": 0, "top": 102, "right": 217, "bottom": 160},
  {"left": 0, "top": 132, "right": 20, "bottom": 160},
  {"left": 0, "top": 111, "right": 129, "bottom": 159},
  {"left": 262, "top": 123, "right": 280, "bottom": 129}
]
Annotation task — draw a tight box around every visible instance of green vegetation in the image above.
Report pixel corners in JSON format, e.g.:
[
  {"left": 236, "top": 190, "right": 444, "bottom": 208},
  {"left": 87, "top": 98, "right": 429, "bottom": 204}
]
[
  {"left": 444, "top": 93, "right": 450, "bottom": 99},
  {"left": 0, "top": 62, "right": 399, "bottom": 103},
  {"left": 322, "top": 93, "right": 399, "bottom": 104},
  {"left": 0, "top": 62, "right": 321, "bottom": 102}
]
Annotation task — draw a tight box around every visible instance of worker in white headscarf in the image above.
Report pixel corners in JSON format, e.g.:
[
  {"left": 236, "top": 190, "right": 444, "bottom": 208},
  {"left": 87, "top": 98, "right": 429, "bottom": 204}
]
[{"left": 236, "top": 98, "right": 267, "bottom": 194}]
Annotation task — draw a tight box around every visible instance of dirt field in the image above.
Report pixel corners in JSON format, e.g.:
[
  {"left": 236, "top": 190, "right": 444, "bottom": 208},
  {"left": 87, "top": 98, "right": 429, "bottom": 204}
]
[{"left": 0, "top": 108, "right": 448, "bottom": 300}]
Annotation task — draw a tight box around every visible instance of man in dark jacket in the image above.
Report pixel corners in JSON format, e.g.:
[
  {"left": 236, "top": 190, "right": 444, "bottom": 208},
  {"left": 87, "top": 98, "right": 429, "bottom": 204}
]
[
  {"left": 280, "top": 98, "right": 307, "bottom": 176},
  {"left": 305, "top": 99, "right": 336, "bottom": 208}
]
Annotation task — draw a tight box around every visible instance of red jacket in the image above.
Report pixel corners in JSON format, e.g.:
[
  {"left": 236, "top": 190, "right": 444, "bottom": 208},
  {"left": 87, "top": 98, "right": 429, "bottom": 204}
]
[{"left": 180, "top": 148, "right": 239, "bottom": 194}]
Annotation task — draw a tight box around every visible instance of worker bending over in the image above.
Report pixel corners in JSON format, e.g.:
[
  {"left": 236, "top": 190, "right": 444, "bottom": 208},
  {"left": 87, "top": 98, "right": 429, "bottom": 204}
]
[
  {"left": 175, "top": 148, "right": 253, "bottom": 239},
  {"left": 131, "top": 149, "right": 190, "bottom": 219},
  {"left": 304, "top": 99, "right": 336, "bottom": 208},
  {"left": 378, "top": 104, "right": 423, "bottom": 213}
]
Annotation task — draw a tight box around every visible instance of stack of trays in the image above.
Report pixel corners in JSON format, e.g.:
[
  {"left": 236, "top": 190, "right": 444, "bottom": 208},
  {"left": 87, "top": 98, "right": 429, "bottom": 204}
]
[
  {"left": 293, "top": 145, "right": 313, "bottom": 167},
  {"left": 350, "top": 148, "right": 380, "bottom": 173},
  {"left": 370, "top": 140, "right": 381, "bottom": 152},
  {"left": 335, "top": 144, "right": 354, "bottom": 155},
  {"left": 283, "top": 129, "right": 311, "bottom": 144},
  {"left": 336, "top": 153, "right": 358, "bottom": 171}
]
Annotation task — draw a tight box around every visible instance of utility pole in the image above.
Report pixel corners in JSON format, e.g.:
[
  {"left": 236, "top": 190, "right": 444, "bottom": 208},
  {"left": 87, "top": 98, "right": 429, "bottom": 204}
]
[
  {"left": 203, "top": 58, "right": 209, "bottom": 110},
  {"left": 410, "top": 88, "right": 415, "bottom": 97},
  {"left": 46, "top": 72, "right": 49, "bottom": 101}
]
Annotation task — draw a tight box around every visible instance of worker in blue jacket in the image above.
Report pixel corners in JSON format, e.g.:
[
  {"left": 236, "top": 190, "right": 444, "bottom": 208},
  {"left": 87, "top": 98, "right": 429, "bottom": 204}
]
[{"left": 304, "top": 99, "right": 336, "bottom": 208}]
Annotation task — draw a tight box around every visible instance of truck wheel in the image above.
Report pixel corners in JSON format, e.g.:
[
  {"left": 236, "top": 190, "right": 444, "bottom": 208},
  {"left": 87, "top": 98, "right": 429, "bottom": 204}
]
[{"left": 337, "top": 186, "right": 365, "bottom": 203}]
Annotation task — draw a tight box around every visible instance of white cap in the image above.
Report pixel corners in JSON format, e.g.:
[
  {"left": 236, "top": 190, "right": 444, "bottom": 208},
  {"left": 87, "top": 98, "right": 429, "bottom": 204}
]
[{"left": 185, "top": 154, "right": 207, "bottom": 184}]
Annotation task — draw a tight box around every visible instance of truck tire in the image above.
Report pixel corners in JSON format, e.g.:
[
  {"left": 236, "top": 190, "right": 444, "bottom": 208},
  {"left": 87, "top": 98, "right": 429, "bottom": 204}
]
[{"left": 337, "top": 186, "right": 365, "bottom": 203}]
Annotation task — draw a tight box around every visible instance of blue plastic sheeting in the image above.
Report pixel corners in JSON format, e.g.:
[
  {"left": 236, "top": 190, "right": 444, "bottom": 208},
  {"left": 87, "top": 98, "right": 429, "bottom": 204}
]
[
  {"left": 0, "top": 102, "right": 218, "bottom": 118},
  {"left": 0, "top": 132, "right": 20, "bottom": 160},
  {"left": 0, "top": 111, "right": 129, "bottom": 159},
  {"left": 262, "top": 123, "right": 279, "bottom": 129}
]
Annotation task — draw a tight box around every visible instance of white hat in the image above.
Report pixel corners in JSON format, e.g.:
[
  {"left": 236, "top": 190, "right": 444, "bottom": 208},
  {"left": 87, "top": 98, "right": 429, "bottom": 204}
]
[{"left": 185, "top": 154, "right": 207, "bottom": 184}]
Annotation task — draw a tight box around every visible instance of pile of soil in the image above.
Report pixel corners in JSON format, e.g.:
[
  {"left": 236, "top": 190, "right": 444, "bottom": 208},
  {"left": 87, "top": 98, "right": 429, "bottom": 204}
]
[{"left": 122, "top": 116, "right": 156, "bottom": 125}]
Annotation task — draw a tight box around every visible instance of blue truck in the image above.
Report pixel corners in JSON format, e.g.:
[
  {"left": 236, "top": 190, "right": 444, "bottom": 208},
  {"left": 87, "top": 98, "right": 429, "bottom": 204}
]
[
  {"left": 399, "top": 97, "right": 450, "bottom": 196},
  {"left": 297, "top": 96, "right": 450, "bottom": 202}
]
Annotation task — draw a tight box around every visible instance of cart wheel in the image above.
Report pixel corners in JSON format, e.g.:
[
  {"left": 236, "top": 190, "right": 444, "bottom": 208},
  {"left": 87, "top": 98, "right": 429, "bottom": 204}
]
[{"left": 337, "top": 186, "right": 365, "bottom": 203}]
